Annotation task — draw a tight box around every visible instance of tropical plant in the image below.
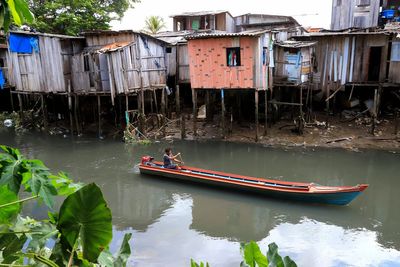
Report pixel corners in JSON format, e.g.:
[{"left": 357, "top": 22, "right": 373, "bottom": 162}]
[
  {"left": 27, "top": 0, "right": 139, "bottom": 36},
  {"left": 0, "top": 145, "right": 132, "bottom": 266},
  {"left": 191, "top": 241, "right": 297, "bottom": 267},
  {"left": 144, "top": 15, "right": 166, "bottom": 34},
  {"left": 0, "top": 0, "right": 34, "bottom": 32}
]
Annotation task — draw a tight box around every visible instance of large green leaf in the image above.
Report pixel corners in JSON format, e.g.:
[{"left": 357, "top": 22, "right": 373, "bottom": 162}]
[
  {"left": 14, "top": 0, "right": 34, "bottom": 23},
  {"left": 0, "top": 233, "right": 27, "bottom": 263},
  {"left": 6, "top": 0, "right": 21, "bottom": 25},
  {"left": 283, "top": 256, "right": 297, "bottom": 267},
  {"left": 98, "top": 233, "right": 132, "bottom": 267},
  {"left": 58, "top": 183, "right": 112, "bottom": 262},
  {"left": 0, "top": 185, "right": 20, "bottom": 224},
  {"left": 243, "top": 241, "right": 268, "bottom": 267},
  {"left": 49, "top": 172, "right": 83, "bottom": 196},
  {"left": 0, "top": 146, "right": 24, "bottom": 193},
  {"left": 267, "top": 243, "right": 284, "bottom": 267},
  {"left": 22, "top": 159, "right": 57, "bottom": 208}
]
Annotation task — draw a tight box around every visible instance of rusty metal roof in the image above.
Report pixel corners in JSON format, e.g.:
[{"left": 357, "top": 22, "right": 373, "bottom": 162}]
[
  {"left": 185, "top": 29, "right": 270, "bottom": 40},
  {"left": 275, "top": 40, "right": 316, "bottom": 48}
]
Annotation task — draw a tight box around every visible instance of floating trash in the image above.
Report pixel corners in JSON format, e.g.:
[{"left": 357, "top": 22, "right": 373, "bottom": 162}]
[{"left": 3, "top": 119, "right": 13, "bottom": 128}]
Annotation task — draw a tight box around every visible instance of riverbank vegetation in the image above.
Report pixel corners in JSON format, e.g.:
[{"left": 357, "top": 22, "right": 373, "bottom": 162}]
[{"left": 0, "top": 145, "right": 131, "bottom": 266}]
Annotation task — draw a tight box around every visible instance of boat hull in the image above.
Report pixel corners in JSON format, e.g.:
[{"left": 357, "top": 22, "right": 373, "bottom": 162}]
[{"left": 139, "top": 160, "right": 368, "bottom": 206}]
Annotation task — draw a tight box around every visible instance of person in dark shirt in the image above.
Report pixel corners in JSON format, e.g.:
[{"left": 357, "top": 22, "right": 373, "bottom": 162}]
[{"left": 163, "top": 148, "right": 182, "bottom": 169}]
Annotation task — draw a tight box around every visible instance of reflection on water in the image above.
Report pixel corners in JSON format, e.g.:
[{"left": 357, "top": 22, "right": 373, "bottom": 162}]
[{"left": 1, "top": 132, "right": 400, "bottom": 266}]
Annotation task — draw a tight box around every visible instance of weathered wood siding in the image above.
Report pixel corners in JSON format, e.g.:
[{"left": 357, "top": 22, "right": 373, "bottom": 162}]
[
  {"left": 331, "top": 0, "right": 380, "bottom": 30},
  {"left": 274, "top": 46, "right": 313, "bottom": 85},
  {"left": 84, "top": 32, "right": 135, "bottom": 47},
  {"left": 295, "top": 33, "right": 400, "bottom": 90},
  {"left": 178, "top": 44, "right": 190, "bottom": 83},
  {"left": 9, "top": 35, "right": 83, "bottom": 92}
]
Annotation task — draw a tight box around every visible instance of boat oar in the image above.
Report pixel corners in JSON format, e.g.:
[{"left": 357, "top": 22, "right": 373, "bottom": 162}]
[{"left": 178, "top": 153, "right": 184, "bottom": 166}]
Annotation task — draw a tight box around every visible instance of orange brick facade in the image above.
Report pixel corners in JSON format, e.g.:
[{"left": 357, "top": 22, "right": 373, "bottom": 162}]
[{"left": 188, "top": 37, "right": 257, "bottom": 89}]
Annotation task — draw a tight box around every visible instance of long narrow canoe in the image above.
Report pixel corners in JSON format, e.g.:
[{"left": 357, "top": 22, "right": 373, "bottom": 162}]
[{"left": 139, "top": 156, "right": 368, "bottom": 205}]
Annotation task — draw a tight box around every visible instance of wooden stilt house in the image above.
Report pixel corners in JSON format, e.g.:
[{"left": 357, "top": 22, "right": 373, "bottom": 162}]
[
  {"left": 73, "top": 30, "right": 168, "bottom": 102},
  {"left": 7, "top": 31, "right": 85, "bottom": 93}
]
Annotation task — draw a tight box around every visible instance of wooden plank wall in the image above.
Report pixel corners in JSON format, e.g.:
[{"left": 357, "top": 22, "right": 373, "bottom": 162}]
[
  {"left": 178, "top": 44, "right": 190, "bottom": 83},
  {"left": 9, "top": 35, "right": 75, "bottom": 92},
  {"left": 107, "top": 34, "right": 167, "bottom": 95}
]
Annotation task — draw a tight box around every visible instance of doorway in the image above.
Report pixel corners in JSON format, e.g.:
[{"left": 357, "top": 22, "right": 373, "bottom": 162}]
[{"left": 368, "top": 46, "right": 382, "bottom": 81}]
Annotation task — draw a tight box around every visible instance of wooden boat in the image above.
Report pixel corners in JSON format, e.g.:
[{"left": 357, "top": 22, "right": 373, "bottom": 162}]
[{"left": 139, "top": 156, "right": 368, "bottom": 205}]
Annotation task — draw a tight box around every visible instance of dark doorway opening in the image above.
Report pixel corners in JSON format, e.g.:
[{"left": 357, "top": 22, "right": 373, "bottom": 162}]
[{"left": 368, "top": 46, "right": 382, "bottom": 81}]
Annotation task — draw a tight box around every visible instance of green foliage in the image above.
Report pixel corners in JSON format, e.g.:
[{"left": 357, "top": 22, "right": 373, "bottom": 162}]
[
  {"left": 191, "top": 259, "right": 210, "bottom": 267},
  {"left": 0, "top": 145, "right": 132, "bottom": 266},
  {"left": 0, "top": 0, "right": 34, "bottom": 32},
  {"left": 58, "top": 183, "right": 112, "bottom": 262},
  {"left": 28, "top": 0, "right": 139, "bottom": 36},
  {"left": 144, "top": 15, "right": 166, "bottom": 34},
  {"left": 0, "top": 185, "right": 20, "bottom": 224},
  {"left": 98, "top": 233, "right": 132, "bottom": 267},
  {"left": 240, "top": 241, "right": 297, "bottom": 267}
]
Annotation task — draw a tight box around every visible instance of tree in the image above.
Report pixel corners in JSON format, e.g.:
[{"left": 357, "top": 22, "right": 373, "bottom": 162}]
[
  {"left": 0, "top": 0, "right": 34, "bottom": 32},
  {"left": 27, "top": 0, "right": 138, "bottom": 36},
  {"left": 144, "top": 15, "right": 166, "bottom": 34}
]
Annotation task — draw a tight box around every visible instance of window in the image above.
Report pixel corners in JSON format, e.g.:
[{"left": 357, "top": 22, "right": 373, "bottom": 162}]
[
  {"left": 166, "top": 47, "right": 172, "bottom": 53},
  {"left": 391, "top": 42, "right": 400, "bottom": 61},
  {"left": 226, "top": 47, "right": 241, "bottom": 66},
  {"left": 192, "top": 19, "right": 200, "bottom": 30},
  {"left": 83, "top": 55, "right": 90, "bottom": 71},
  {"left": 356, "top": 0, "right": 370, "bottom": 6}
]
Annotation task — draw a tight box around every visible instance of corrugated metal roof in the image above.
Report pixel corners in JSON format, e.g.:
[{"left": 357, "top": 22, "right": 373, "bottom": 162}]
[
  {"left": 81, "top": 30, "right": 170, "bottom": 45},
  {"left": 185, "top": 29, "right": 270, "bottom": 40},
  {"left": 98, "top": 41, "right": 132, "bottom": 52},
  {"left": 275, "top": 40, "right": 316, "bottom": 48},
  {"left": 170, "top": 10, "right": 230, "bottom": 17},
  {"left": 10, "top": 30, "right": 84, "bottom": 39}
]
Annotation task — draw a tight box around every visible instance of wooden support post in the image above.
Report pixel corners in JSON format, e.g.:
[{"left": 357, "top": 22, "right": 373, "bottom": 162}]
[
  {"left": 264, "top": 89, "right": 268, "bottom": 136},
  {"left": 192, "top": 88, "right": 197, "bottom": 137},
  {"left": 395, "top": 110, "right": 399, "bottom": 136},
  {"left": 74, "top": 95, "right": 81, "bottom": 135},
  {"left": 97, "top": 95, "right": 102, "bottom": 138},
  {"left": 181, "top": 114, "right": 186, "bottom": 140},
  {"left": 221, "top": 89, "right": 226, "bottom": 139},
  {"left": 176, "top": 85, "right": 181, "bottom": 116},
  {"left": 67, "top": 82, "right": 74, "bottom": 136},
  {"left": 141, "top": 89, "right": 145, "bottom": 115},
  {"left": 161, "top": 88, "right": 166, "bottom": 116},
  {"left": 10, "top": 91, "right": 14, "bottom": 112},
  {"left": 41, "top": 94, "right": 48, "bottom": 132},
  {"left": 150, "top": 90, "right": 154, "bottom": 113},
  {"left": 255, "top": 90, "right": 259, "bottom": 142},
  {"left": 205, "top": 90, "right": 212, "bottom": 122},
  {"left": 371, "top": 89, "right": 378, "bottom": 135},
  {"left": 153, "top": 89, "right": 158, "bottom": 114},
  {"left": 17, "top": 93, "right": 24, "bottom": 124},
  {"left": 137, "top": 93, "right": 141, "bottom": 114},
  {"left": 165, "top": 88, "right": 169, "bottom": 118}
]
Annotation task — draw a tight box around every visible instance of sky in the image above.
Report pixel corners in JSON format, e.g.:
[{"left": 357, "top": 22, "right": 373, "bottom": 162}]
[{"left": 111, "top": 0, "right": 334, "bottom": 31}]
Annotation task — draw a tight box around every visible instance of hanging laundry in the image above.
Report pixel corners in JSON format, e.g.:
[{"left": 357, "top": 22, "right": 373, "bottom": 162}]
[{"left": 9, "top": 33, "right": 40, "bottom": 53}]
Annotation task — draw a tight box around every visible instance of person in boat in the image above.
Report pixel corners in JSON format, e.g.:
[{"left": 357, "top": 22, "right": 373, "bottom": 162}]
[{"left": 163, "top": 148, "right": 182, "bottom": 169}]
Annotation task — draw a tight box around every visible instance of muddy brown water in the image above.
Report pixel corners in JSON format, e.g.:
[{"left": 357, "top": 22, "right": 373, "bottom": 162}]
[{"left": 1, "top": 132, "right": 400, "bottom": 266}]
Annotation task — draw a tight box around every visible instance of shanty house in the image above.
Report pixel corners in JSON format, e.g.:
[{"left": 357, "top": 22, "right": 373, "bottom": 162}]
[
  {"left": 186, "top": 29, "right": 275, "bottom": 90},
  {"left": 294, "top": 29, "right": 400, "bottom": 92},
  {"left": 274, "top": 40, "right": 316, "bottom": 85},
  {"left": 72, "top": 30, "right": 168, "bottom": 98},
  {"left": 172, "top": 11, "right": 235, "bottom": 32},
  {"left": 7, "top": 31, "right": 85, "bottom": 92}
]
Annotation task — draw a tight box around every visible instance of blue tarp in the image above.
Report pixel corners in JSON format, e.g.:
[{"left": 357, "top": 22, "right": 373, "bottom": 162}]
[
  {"left": 9, "top": 33, "right": 40, "bottom": 54},
  {"left": 0, "top": 69, "right": 5, "bottom": 89}
]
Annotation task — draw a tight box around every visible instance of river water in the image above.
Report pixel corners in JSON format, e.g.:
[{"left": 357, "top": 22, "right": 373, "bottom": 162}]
[{"left": 1, "top": 132, "right": 400, "bottom": 267}]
